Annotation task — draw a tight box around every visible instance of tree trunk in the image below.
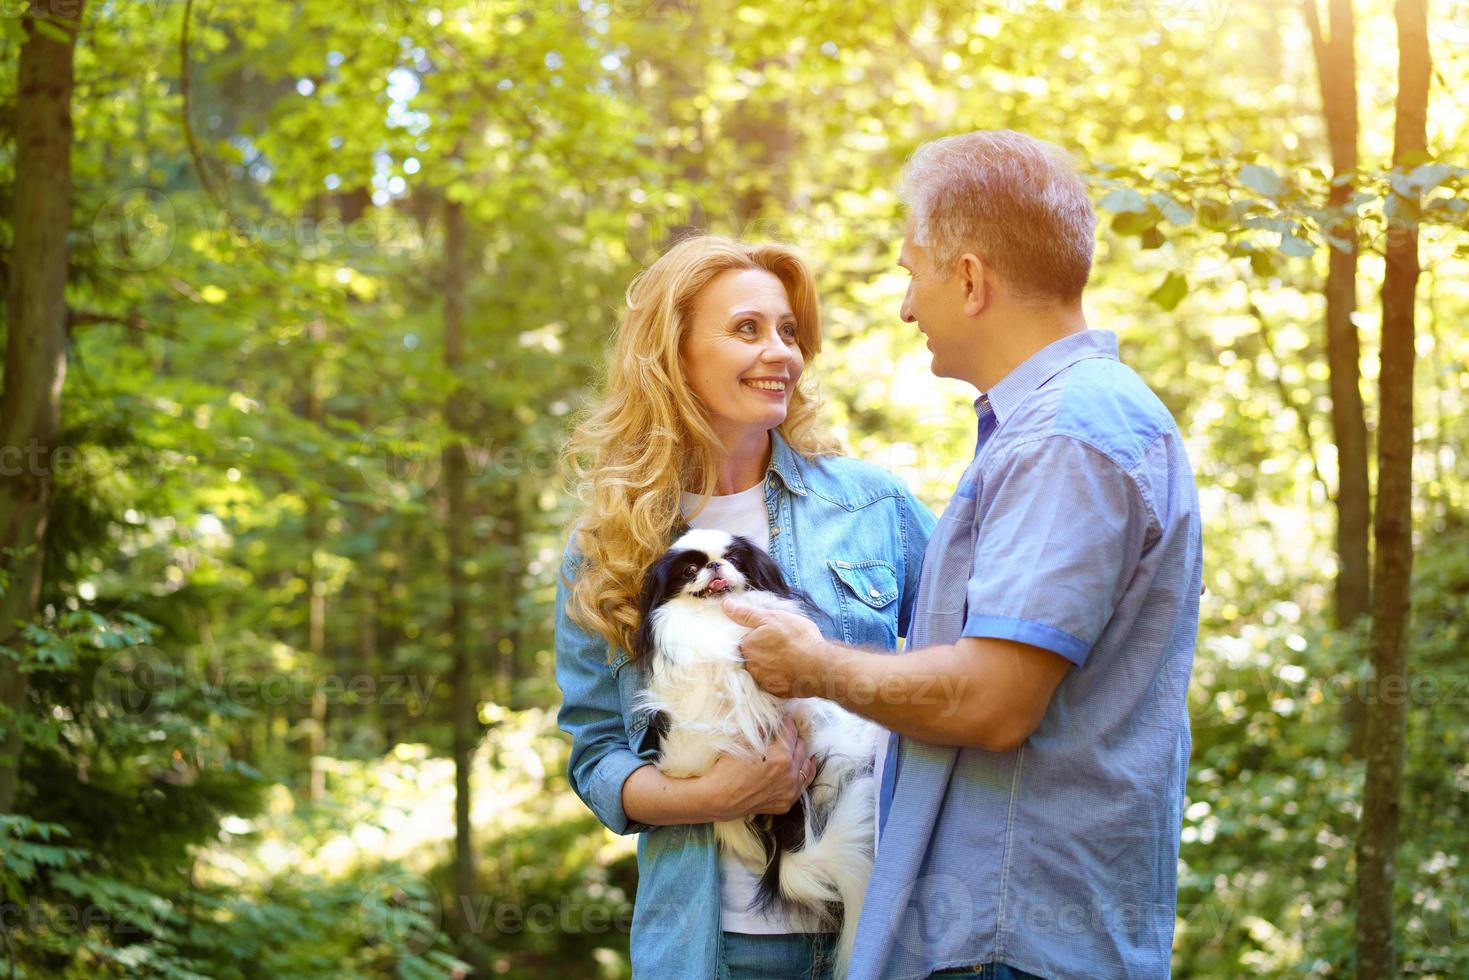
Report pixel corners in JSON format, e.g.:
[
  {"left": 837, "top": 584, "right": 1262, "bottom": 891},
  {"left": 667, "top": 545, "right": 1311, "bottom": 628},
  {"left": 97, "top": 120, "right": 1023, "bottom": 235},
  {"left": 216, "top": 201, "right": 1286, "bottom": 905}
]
[
  {"left": 0, "top": 0, "right": 86, "bottom": 814},
  {"left": 1354, "top": 1, "right": 1428, "bottom": 976},
  {"left": 305, "top": 318, "right": 328, "bottom": 802},
  {"left": 442, "top": 192, "right": 478, "bottom": 916},
  {"left": 1303, "top": 0, "right": 1371, "bottom": 631}
]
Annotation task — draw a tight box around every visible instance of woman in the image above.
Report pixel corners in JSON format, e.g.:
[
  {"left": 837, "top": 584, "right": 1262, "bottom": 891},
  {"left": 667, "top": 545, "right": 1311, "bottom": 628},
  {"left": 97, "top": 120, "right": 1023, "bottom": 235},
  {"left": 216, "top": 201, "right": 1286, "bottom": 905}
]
[{"left": 555, "top": 235, "right": 935, "bottom": 979}]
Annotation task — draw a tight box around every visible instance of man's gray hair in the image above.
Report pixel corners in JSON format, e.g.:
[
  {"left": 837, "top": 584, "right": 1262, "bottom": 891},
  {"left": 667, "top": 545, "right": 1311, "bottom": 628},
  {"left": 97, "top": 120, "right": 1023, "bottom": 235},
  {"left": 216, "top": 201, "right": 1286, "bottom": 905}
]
[{"left": 899, "top": 130, "right": 1096, "bottom": 301}]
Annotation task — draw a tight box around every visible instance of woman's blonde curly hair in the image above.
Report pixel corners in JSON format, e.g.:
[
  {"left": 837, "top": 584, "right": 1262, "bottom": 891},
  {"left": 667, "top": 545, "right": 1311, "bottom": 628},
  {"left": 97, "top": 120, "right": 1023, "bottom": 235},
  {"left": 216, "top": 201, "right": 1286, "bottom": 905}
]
[{"left": 562, "top": 234, "right": 841, "bottom": 660}]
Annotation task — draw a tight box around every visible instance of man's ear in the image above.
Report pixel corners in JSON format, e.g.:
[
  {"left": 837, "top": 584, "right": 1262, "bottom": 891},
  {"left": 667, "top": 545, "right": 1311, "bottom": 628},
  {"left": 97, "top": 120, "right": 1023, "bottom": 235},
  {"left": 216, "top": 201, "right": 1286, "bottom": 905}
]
[{"left": 958, "top": 253, "right": 987, "bottom": 317}]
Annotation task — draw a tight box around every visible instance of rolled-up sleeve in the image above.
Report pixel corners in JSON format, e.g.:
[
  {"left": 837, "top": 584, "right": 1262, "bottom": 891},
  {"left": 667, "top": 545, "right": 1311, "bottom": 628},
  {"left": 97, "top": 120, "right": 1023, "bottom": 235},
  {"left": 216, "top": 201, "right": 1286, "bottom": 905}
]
[
  {"left": 895, "top": 486, "right": 938, "bottom": 642},
  {"left": 961, "top": 435, "right": 1155, "bottom": 666},
  {"left": 554, "top": 544, "right": 651, "bottom": 836}
]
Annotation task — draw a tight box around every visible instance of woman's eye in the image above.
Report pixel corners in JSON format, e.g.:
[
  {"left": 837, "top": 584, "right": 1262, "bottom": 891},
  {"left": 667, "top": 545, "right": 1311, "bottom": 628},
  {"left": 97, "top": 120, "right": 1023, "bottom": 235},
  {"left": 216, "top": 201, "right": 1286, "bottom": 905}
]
[
  {"left": 780, "top": 323, "right": 798, "bottom": 340},
  {"left": 737, "top": 320, "right": 757, "bottom": 335}
]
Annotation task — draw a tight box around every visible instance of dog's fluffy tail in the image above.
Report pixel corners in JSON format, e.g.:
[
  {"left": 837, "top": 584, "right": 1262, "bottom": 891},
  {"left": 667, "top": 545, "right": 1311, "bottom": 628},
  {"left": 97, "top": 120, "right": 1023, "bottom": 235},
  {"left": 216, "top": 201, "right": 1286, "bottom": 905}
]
[{"left": 760, "top": 775, "right": 874, "bottom": 978}]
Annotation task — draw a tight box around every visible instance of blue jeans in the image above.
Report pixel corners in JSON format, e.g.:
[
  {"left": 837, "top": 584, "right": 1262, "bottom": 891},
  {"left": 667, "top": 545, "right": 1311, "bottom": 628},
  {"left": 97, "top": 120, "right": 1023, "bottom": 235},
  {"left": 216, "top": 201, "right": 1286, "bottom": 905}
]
[
  {"left": 928, "top": 965, "right": 1046, "bottom": 979},
  {"left": 718, "top": 931, "right": 837, "bottom": 980}
]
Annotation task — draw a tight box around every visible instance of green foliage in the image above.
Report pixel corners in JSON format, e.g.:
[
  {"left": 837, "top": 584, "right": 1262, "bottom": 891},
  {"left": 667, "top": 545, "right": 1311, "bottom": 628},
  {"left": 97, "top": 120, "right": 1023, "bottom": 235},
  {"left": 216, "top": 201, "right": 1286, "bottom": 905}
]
[
  {"left": 2, "top": 0, "right": 1467, "bottom": 975},
  {"left": 1177, "top": 521, "right": 1469, "bottom": 977}
]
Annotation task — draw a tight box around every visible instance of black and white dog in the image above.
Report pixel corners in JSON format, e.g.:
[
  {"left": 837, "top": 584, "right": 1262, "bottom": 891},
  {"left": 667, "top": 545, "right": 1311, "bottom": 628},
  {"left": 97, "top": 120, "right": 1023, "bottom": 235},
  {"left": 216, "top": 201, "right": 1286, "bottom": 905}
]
[{"left": 632, "top": 528, "right": 881, "bottom": 976}]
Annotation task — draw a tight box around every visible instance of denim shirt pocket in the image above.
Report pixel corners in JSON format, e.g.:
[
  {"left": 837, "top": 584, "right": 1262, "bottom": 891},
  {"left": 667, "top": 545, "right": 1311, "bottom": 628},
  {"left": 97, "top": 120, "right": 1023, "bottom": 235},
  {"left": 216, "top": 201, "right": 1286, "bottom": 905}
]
[{"left": 827, "top": 558, "right": 900, "bottom": 649}]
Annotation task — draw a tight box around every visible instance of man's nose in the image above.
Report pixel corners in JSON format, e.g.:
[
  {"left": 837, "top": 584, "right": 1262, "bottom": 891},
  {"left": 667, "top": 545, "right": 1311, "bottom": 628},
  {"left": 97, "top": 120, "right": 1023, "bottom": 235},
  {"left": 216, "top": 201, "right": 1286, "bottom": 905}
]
[{"left": 900, "top": 283, "right": 916, "bottom": 323}]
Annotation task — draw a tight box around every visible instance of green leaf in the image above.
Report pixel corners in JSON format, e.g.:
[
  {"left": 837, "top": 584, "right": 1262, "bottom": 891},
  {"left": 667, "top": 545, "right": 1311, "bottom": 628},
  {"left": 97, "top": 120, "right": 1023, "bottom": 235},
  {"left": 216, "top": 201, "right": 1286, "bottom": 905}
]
[
  {"left": 1196, "top": 199, "right": 1236, "bottom": 233},
  {"left": 1390, "top": 162, "right": 1458, "bottom": 198},
  {"left": 1278, "top": 234, "right": 1315, "bottom": 258},
  {"left": 1238, "top": 164, "right": 1284, "bottom": 199},
  {"left": 1112, "top": 211, "right": 1156, "bottom": 236},
  {"left": 1149, "top": 191, "right": 1194, "bottom": 226},
  {"left": 1098, "top": 188, "right": 1148, "bottom": 213},
  {"left": 1148, "top": 273, "right": 1189, "bottom": 311}
]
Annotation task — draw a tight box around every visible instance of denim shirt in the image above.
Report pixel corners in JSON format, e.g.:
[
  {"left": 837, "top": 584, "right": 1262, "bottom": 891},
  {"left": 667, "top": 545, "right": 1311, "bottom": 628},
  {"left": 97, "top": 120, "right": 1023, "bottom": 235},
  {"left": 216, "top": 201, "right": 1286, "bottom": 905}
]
[{"left": 554, "top": 429, "right": 936, "bottom": 978}]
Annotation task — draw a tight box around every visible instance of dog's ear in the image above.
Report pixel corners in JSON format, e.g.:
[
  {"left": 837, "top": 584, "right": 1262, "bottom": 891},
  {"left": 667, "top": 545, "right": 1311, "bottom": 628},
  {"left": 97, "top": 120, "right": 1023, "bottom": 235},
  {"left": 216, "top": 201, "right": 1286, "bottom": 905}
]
[
  {"left": 632, "top": 553, "right": 673, "bottom": 661},
  {"left": 727, "top": 535, "right": 797, "bottom": 598}
]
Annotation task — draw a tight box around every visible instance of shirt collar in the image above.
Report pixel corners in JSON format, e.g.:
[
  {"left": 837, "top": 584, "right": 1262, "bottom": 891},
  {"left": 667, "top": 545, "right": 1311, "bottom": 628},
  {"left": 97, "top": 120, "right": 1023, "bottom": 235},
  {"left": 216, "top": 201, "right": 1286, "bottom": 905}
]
[
  {"left": 766, "top": 428, "right": 809, "bottom": 496},
  {"left": 979, "top": 328, "right": 1119, "bottom": 426}
]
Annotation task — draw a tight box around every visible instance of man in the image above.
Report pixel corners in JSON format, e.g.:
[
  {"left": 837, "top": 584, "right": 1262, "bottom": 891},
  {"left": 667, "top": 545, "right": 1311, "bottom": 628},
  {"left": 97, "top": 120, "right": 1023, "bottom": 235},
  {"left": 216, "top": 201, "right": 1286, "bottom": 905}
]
[{"left": 724, "top": 130, "right": 1203, "bottom": 979}]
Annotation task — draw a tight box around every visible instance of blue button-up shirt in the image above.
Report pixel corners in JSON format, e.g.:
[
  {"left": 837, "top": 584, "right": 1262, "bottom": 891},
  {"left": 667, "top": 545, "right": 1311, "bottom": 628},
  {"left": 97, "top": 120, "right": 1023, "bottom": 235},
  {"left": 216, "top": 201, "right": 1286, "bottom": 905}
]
[
  {"left": 857, "top": 329, "right": 1203, "bottom": 980},
  {"left": 555, "top": 429, "right": 936, "bottom": 978}
]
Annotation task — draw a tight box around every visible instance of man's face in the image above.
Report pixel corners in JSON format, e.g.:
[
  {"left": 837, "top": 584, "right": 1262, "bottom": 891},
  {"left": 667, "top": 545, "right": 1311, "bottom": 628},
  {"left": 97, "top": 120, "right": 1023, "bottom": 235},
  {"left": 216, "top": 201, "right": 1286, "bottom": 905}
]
[{"left": 898, "top": 218, "right": 968, "bottom": 381}]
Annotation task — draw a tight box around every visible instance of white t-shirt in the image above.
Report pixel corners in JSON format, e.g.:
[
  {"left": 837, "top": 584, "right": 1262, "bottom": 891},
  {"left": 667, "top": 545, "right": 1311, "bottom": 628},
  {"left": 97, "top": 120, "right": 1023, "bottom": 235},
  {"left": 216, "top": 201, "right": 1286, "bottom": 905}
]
[{"left": 680, "top": 482, "right": 824, "bottom": 934}]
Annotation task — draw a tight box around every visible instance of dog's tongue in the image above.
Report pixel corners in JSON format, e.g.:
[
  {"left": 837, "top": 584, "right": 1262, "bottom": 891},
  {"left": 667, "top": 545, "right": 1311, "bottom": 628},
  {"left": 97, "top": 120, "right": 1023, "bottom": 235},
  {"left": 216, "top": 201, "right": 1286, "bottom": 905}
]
[{"left": 709, "top": 577, "right": 729, "bottom": 593}]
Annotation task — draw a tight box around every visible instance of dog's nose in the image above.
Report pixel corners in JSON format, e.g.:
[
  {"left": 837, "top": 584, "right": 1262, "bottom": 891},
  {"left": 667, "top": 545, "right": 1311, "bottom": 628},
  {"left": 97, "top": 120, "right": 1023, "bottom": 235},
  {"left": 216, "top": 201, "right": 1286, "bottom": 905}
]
[{"left": 706, "top": 560, "right": 720, "bottom": 569}]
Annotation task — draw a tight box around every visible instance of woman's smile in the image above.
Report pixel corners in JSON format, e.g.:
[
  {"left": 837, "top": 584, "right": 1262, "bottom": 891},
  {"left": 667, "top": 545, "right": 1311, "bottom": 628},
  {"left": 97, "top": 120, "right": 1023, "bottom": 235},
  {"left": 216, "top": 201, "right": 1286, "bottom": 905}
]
[{"left": 742, "top": 376, "right": 788, "bottom": 398}]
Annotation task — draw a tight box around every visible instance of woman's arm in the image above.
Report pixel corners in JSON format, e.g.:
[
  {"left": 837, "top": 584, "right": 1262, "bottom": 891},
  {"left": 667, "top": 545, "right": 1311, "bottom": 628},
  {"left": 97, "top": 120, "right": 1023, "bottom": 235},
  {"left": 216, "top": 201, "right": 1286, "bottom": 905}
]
[
  {"left": 554, "top": 545, "right": 656, "bottom": 835},
  {"left": 622, "top": 717, "right": 813, "bottom": 825}
]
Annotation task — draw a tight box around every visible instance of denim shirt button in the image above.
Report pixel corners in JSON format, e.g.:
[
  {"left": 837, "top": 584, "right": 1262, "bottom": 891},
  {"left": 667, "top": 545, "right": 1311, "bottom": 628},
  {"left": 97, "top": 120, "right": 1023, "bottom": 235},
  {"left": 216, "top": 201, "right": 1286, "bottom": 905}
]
[{"left": 771, "top": 525, "right": 781, "bottom": 536}]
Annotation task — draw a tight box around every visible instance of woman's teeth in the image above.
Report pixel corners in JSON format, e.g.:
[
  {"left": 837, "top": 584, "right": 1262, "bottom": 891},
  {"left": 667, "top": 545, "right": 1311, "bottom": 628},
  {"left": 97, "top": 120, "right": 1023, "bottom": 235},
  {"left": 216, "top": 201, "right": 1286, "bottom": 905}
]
[{"left": 744, "top": 380, "right": 786, "bottom": 391}]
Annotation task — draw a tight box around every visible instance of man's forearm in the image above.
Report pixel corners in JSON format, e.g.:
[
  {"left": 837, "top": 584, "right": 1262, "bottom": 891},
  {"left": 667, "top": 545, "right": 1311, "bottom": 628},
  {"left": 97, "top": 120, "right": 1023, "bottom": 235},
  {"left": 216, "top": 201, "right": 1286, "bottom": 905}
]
[{"left": 813, "top": 640, "right": 1015, "bottom": 750}]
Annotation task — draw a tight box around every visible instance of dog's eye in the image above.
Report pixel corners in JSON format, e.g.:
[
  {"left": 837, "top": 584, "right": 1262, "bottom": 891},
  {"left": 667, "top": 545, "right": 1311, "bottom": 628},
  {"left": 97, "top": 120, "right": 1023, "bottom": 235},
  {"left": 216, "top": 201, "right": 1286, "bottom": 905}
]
[{"left": 683, "top": 566, "right": 698, "bottom": 580}]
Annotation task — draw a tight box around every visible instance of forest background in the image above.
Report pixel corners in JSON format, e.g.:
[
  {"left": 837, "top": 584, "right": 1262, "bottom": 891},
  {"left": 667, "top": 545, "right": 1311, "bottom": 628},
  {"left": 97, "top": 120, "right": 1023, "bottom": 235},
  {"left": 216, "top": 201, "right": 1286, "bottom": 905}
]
[{"left": 1, "top": 0, "right": 1467, "bottom": 977}]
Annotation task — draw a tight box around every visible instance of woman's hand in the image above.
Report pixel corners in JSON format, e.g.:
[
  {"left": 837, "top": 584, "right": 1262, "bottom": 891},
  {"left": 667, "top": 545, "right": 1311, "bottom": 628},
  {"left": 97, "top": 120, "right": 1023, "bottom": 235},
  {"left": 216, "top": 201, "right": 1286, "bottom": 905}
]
[
  {"left": 699, "top": 717, "right": 818, "bottom": 821},
  {"left": 620, "top": 717, "right": 819, "bottom": 826}
]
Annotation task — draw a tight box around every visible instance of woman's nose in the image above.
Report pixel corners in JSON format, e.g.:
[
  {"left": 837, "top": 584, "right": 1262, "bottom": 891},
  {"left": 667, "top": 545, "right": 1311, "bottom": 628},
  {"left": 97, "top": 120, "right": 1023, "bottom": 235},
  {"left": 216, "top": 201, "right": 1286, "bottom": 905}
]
[{"left": 759, "top": 335, "right": 793, "bottom": 362}]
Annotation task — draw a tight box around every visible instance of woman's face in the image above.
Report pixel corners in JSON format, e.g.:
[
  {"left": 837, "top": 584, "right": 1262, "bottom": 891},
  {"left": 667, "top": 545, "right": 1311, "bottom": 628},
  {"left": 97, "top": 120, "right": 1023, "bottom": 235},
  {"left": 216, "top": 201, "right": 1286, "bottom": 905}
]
[{"left": 681, "top": 268, "right": 805, "bottom": 445}]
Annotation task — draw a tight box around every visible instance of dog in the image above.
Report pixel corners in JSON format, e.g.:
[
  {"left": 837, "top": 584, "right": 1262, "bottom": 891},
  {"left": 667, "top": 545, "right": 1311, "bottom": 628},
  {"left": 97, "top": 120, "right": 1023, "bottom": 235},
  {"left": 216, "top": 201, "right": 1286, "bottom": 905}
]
[{"left": 631, "top": 528, "right": 882, "bottom": 976}]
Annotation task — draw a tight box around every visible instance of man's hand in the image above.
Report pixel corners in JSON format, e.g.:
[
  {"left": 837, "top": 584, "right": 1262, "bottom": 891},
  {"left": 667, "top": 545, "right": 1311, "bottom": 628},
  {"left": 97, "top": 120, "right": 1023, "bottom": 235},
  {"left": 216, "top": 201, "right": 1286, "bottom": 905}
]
[{"left": 722, "top": 599, "right": 834, "bottom": 697}]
